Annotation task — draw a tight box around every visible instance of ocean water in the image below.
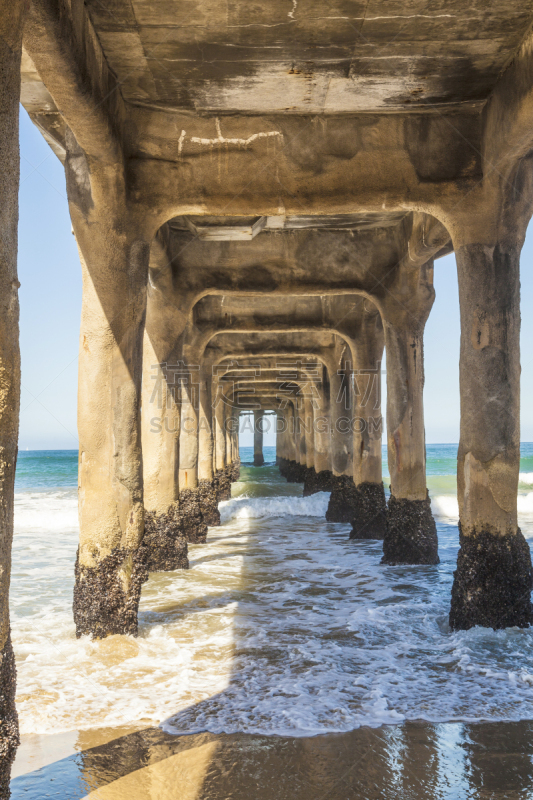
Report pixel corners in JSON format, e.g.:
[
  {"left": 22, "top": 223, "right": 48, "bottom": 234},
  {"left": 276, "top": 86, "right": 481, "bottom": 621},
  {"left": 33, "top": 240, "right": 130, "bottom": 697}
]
[{"left": 10, "top": 445, "right": 533, "bottom": 738}]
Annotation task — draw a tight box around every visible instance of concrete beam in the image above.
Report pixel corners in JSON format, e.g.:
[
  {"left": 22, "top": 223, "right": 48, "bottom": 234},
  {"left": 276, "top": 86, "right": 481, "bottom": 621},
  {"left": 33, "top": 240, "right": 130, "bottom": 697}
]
[{"left": 24, "top": 0, "right": 125, "bottom": 163}]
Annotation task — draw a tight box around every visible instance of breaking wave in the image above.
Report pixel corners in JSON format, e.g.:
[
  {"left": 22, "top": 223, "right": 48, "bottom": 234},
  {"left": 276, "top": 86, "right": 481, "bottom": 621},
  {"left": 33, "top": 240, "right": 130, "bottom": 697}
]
[{"left": 219, "top": 492, "right": 330, "bottom": 524}]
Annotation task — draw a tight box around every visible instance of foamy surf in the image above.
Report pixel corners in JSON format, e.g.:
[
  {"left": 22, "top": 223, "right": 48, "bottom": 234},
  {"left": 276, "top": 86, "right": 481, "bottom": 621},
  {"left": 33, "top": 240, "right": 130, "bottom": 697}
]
[
  {"left": 14, "top": 489, "right": 78, "bottom": 533},
  {"left": 431, "top": 492, "right": 533, "bottom": 522},
  {"left": 431, "top": 495, "right": 459, "bottom": 520},
  {"left": 219, "top": 492, "right": 330, "bottom": 524},
  {"left": 10, "top": 451, "right": 533, "bottom": 739}
]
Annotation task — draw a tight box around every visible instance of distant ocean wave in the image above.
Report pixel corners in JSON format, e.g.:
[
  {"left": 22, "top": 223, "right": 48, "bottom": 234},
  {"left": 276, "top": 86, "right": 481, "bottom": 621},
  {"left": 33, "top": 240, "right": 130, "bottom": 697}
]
[
  {"left": 14, "top": 489, "right": 78, "bottom": 533},
  {"left": 431, "top": 495, "right": 459, "bottom": 520},
  {"left": 432, "top": 491, "right": 533, "bottom": 522},
  {"left": 219, "top": 492, "right": 330, "bottom": 524}
]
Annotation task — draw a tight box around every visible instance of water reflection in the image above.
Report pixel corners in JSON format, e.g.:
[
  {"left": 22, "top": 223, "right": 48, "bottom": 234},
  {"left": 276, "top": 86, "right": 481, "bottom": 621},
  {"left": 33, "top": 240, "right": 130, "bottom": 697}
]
[{"left": 11, "top": 720, "right": 533, "bottom": 798}]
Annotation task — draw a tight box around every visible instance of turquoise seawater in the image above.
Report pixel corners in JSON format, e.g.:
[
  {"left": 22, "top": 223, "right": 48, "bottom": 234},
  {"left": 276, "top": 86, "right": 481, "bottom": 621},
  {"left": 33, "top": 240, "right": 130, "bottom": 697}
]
[
  {"left": 208, "top": 443, "right": 533, "bottom": 476},
  {"left": 15, "top": 450, "right": 78, "bottom": 490},
  {"left": 16, "top": 443, "right": 533, "bottom": 491}
]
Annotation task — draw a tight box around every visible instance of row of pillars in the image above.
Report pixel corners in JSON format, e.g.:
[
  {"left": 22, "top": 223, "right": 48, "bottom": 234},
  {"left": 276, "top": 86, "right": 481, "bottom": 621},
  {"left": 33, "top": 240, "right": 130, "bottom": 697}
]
[{"left": 3, "top": 4, "right": 533, "bottom": 790}]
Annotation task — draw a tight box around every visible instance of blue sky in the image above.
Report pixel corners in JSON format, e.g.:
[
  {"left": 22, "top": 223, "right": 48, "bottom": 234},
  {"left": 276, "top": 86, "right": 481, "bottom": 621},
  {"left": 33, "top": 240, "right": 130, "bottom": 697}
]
[{"left": 17, "top": 107, "right": 533, "bottom": 450}]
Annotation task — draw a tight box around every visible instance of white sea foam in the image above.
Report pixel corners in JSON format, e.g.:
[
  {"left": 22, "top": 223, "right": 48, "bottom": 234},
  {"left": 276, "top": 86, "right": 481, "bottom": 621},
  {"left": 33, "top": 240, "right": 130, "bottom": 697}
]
[
  {"left": 219, "top": 492, "right": 330, "bottom": 524},
  {"left": 518, "top": 492, "right": 533, "bottom": 515},
  {"left": 11, "top": 479, "right": 533, "bottom": 738},
  {"left": 431, "top": 492, "right": 533, "bottom": 521},
  {"left": 520, "top": 473, "right": 533, "bottom": 485},
  {"left": 431, "top": 495, "right": 459, "bottom": 520},
  {"left": 14, "top": 489, "right": 78, "bottom": 533}
]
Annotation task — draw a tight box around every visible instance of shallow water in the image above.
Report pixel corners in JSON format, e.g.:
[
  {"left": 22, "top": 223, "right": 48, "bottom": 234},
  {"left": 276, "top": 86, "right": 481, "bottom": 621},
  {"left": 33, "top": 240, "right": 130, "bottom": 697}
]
[{"left": 10, "top": 445, "right": 533, "bottom": 740}]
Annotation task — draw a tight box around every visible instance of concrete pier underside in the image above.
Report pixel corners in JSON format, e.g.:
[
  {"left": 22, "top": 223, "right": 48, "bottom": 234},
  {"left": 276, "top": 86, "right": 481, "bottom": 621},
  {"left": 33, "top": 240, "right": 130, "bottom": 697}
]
[{"left": 1, "top": 0, "right": 533, "bottom": 791}]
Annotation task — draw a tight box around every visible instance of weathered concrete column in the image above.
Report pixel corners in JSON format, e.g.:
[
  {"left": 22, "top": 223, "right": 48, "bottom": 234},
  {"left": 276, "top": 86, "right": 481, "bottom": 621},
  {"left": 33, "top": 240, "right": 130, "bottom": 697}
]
[
  {"left": 197, "top": 367, "right": 220, "bottom": 526},
  {"left": 303, "top": 374, "right": 333, "bottom": 495},
  {"left": 141, "top": 339, "right": 188, "bottom": 572},
  {"left": 225, "top": 403, "right": 233, "bottom": 469},
  {"left": 290, "top": 401, "right": 303, "bottom": 480},
  {"left": 276, "top": 409, "right": 290, "bottom": 465},
  {"left": 178, "top": 364, "right": 207, "bottom": 543},
  {"left": 300, "top": 382, "right": 317, "bottom": 494},
  {"left": 381, "top": 260, "right": 438, "bottom": 565},
  {"left": 141, "top": 348, "right": 179, "bottom": 516},
  {"left": 66, "top": 133, "right": 152, "bottom": 638},
  {"left": 289, "top": 400, "right": 308, "bottom": 483},
  {"left": 449, "top": 203, "right": 533, "bottom": 629},
  {"left": 141, "top": 239, "right": 190, "bottom": 573},
  {"left": 326, "top": 354, "right": 359, "bottom": 522},
  {"left": 297, "top": 402, "right": 307, "bottom": 468},
  {"left": 328, "top": 363, "right": 352, "bottom": 477},
  {"left": 286, "top": 403, "right": 297, "bottom": 464},
  {"left": 0, "top": 0, "right": 24, "bottom": 788},
  {"left": 278, "top": 401, "right": 303, "bottom": 482},
  {"left": 275, "top": 411, "right": 283, "bottom": 464},
  {"left": 349, "top": 305, "right": 387, "bottom": 540},
  {"left": 231, "top": 406, "right": 241, "bottom": 479},
  {"left": 253, "top": 409, "right": 265, "bottom": 466},
  {"left": 178, "top": 366, "right": 198, "bottom": 492},
  {"left": 213, "top": 380, "right": 231, "bottom": 501},
  {"left": 313, "top": 378, "right": 332, "bottom": 475},
  {"left": 304, "top": 395, "right": 315, "bottom": 470}
]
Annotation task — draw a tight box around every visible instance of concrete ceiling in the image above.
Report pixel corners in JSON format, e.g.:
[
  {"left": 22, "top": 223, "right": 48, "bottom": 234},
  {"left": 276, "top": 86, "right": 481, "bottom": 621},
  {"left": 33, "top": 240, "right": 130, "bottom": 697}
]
[
  {"left": 168, "top": 212, "right": 408, "bottom": 237},
  {"left": 84, "top": 0, "right": 533, "bottom": 113}
]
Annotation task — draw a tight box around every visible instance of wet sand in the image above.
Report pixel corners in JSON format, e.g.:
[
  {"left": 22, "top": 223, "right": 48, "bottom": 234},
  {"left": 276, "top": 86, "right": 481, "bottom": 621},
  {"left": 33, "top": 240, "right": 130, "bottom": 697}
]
[{"left": 11, "top": 720, "right": 533, "bottom": 798}]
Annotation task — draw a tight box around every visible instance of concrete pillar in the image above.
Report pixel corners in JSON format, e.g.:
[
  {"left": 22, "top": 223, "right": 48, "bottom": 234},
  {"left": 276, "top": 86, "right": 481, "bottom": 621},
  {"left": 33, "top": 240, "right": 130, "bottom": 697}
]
[
  {"left": 275, "top": 412, "right": 283, "bottom": 464},
  {"left": 140, "top": 232, "right": 188, "bottom": 572},
  {"left": 328, "top": 367, "right": 351, "bottom": 477},
  {"left": 350, "top": 307, "right": 387, "bottom": 540},
  {"left": 297, "top": 401, "right": 307, "bottom": 467},
  {"left": 450, "top": 224, "right": 532, "bottom": 629},
  {"left": 276, "top": 409, "right": 289, "bottom": 464},
  {"left": 303, "top": 374, "right": 334, "bottom": 495},
  {"left": 381, "top": 260, "right": 438, "bottom": 565},
  {"left": 178, "top": 364, "right": 207, "bottom": 543},
  {"left": 141, "top": 341, "right": 180, "bottom": 516},
  {"left": 0, "top": 0, "right": 25, "bottom": 787},
  {"left": 67, "top": 133, "right": 151, "bottom": 639},
  {"left": 326, "top": 356, "right": 359, "bottom": 523},
  {"left": 225, "top": 403, "right": 233, "bottom": 469},
  {"left": 178, "top": 366, "right": 199, "bottom": 492},
  {"left": 292, "top": 401, "right": 302, "bottom": 471},
  {"left": 303, "top": 395, "right": 315, "bottom": 470},
  {"left": 313, "top": 378, "right": 332, "bottom": 476},
  {"left": 197, "top": 367, "right": 220, "bottom": 526},
  {"left": 198, "top": 370, "right": 214, "bottom": 484},
  {"left": 213, "top": 380, "right": 230, "bottom": 501},
  {"left": 141, "top": 339, "right": 188, "bottom": 572},
  {"left": 278, "top": 402, "right": 302, "bottom": 482},
  {"left": 229, "top": 406, "right": 241, "bottom": 480},
  {"left": 285, "top": 399, "right": 308, "bottom": 483},
  {"left": 253, "top": 409, "right": 265, "bottom": 466}
]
